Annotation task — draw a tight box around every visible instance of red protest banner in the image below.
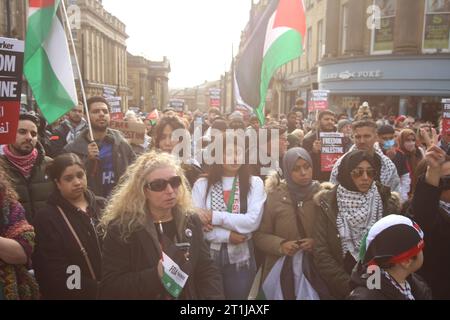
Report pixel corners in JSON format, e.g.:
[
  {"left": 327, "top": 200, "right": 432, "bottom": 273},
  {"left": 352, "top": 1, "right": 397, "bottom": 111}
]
[
  {"left": 0, "top": 101, "right": 20, "bottom": 144},
  {"left": 309, "top": 90, "right": 329, "bottom": 112},
  {"left": 0, "top": 37, "right": 24, "bottom": 145},
  {"left": 442, "top": 99, "right": 450, "bottom": 135}
]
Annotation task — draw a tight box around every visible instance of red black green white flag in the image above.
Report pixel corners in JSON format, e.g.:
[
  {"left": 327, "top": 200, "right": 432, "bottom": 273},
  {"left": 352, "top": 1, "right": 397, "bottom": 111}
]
[{"left": 235, "top": 0, "right": 306, "bottom": 124}]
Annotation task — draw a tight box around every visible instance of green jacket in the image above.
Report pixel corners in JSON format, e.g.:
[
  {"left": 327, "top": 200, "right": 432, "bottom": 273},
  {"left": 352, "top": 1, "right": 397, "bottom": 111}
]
[
  {"left": 254, "top": 172, "right": 322, "bottom": 282},
  {"left": 0, "top": 143, "right": 54, "bottom": 223},
  {"left": 313, "top": 183, "right": 400, "bottom": 299}
]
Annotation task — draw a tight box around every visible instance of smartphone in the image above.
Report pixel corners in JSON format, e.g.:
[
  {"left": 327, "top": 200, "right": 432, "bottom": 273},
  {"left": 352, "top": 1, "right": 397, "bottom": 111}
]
[{"left": 175, "top": 242, "right": 191, "bottom": 251}]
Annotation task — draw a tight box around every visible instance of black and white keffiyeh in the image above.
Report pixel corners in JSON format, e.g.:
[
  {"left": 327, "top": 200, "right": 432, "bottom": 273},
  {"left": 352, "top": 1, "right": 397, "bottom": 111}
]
[
  {"left": 382, "top": 269, "right": 415, "bottom": 300},
  {"left": 336, "top": 183, "right": 384, "bottom": 259},
  {"left": 331, "top": 143, "right": 399, "bottom": 192}
]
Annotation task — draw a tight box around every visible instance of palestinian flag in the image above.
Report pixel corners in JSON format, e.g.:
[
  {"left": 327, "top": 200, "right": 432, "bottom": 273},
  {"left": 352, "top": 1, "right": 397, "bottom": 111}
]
[
  {"left": 24, "top": 0, "right": 78, "bottom": 124},
  {"left": 235, "top": 0, "right": 306, "bottom": 125}
]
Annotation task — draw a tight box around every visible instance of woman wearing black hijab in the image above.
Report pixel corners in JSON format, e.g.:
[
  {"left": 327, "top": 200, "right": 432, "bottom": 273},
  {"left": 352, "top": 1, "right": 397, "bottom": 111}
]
[{"left": 313, "top": 150, "right": 400, "bottom": 299}]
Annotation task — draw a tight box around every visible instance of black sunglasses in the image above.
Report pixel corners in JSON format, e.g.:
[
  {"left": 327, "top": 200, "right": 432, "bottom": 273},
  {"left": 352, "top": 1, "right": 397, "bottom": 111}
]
[
  {"left": 350, "top": 168, "right": 377, "bottom": 179},
  {"left": 145, "top": 176, "right": 182, "bottom": 192}
]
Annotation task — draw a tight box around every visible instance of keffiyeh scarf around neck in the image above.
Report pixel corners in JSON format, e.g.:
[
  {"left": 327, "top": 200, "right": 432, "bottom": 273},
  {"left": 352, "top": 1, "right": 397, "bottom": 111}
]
[
  {"left": 336, "top": 183, "right": 384, "bottom": 260},
  {"left": 209, "top": 177, "right": 251, "bottom": 268},
  {"left": 2, "top": 145, "right": 38, "bottom": 179}
]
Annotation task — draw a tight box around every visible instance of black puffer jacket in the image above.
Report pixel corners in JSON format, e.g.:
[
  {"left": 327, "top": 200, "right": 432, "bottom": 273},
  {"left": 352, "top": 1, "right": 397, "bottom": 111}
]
[
  {"left": 348, "top": 262, "right": 432, "bottom": 300},
  {"left": 408, "top": 177, "right": 450, "bottom": 299},
  {"left": 0, "top": 142, "right": 54, "bottom": 223}
]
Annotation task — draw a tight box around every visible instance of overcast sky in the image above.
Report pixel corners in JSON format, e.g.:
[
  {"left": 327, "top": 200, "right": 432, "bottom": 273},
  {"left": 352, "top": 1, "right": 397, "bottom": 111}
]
[{"left": 102, "top": 0, "right": 253, "bottom": 89}]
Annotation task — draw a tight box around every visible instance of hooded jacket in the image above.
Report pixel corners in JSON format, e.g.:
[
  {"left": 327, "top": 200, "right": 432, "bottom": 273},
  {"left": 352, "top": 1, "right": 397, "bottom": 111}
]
[{"left": 254, "top": 172, "right": 322, "bottom": 282}]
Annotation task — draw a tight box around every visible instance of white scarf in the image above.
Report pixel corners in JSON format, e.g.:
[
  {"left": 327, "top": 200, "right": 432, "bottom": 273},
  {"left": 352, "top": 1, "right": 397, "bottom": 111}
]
[
  {"left": 210, "top": 177, "right": 251, "bottom": 268},
  {"left": 336, "top": 183, "right": 384, "bottom": 260}
]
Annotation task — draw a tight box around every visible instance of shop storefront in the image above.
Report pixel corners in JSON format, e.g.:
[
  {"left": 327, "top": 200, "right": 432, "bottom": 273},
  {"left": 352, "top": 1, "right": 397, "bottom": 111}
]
[{"left": 318, "top": 55, "right": 450, "bottom": 123}]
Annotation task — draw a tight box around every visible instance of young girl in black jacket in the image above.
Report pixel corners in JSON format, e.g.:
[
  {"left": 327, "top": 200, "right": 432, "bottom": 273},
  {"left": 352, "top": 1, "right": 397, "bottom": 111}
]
[{"left": 33, "top": 153, "right": 105, "bottom": 299}]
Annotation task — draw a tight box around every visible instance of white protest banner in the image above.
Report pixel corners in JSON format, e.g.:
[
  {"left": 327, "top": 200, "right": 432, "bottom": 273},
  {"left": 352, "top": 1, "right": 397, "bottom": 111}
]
[{"left": 320, "top": 132, "right": 344, "bottom": 172}]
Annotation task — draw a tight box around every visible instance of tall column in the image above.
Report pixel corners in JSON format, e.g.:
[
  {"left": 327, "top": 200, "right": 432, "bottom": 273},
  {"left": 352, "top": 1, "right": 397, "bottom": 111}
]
[
  {"left": 346, "top": 0, "right": 365, "bottom": 55},
  {"left": 324, "top": 0, "right": 340, "bottom": 58},
  {"left": 394, "top": 0, "right": 422, "bottom": 54},
  {"left": 399, "top": 97, "right": 408, "bottom": 115}
]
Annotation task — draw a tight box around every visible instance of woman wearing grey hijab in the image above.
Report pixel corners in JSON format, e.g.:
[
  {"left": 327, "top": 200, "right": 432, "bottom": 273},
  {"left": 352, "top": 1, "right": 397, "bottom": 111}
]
[{"left": 254, "top": 148, "right": 323, "bottom": 285}]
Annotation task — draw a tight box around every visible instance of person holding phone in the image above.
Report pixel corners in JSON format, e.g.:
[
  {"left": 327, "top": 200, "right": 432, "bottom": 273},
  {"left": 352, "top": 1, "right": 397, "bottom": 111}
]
[
  {"left": 314, "top": 150, "right": 400, "bottom": 299},
  {"left": 100, "top": 152, "right": 224, "bottom": 300},
  {"left": 254, "top": 148, "right": 322, "bottom": 284}
]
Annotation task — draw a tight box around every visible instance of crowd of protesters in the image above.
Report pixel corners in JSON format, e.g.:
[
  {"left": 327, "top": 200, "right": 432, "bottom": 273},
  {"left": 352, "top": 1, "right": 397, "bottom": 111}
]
[{"left": 0, "top": 96, "right": 449, "bottom": 300}]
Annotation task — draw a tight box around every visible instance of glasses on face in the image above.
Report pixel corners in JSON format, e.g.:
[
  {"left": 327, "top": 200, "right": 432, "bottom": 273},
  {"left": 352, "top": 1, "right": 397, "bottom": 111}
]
[
  {"left": 350, "top": 168, "right": 377, "bottom": 179},
  {"left": 145, "top": 176, "right": 182, "bottom": 192}
]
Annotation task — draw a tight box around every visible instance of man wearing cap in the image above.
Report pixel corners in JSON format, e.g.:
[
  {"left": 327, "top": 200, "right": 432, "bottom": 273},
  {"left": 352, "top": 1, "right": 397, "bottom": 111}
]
[
  {"left": 348, "top": 215, "right": 431, "bottom": 300},
  {"left": 0, "top": 113, "right": 54, "bottom": 223}
]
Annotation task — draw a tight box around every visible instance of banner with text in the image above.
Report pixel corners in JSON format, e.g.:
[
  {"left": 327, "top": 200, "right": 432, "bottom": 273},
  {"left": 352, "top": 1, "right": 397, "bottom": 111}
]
[
  {"left": 0, "top": 37, "right": 24, "bottom": 144},
  {"left": 309, "top": 90, "right": 329, "bottom": 112},
  {"left": 320, "top": 132, "right": 344, "bottom": 172},
  {"left": 111, "top": 120, "right": 146, "bottom": 145},
  {"left": 442, "top": 98, "right": 450, "bottom": 135}
]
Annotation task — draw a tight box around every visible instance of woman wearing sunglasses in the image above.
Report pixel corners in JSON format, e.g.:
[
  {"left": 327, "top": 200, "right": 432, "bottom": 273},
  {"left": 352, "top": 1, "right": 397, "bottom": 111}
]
[
  {"left": 100, "top": 152, "right": 223, "bottom": 299},
  {"left": 314, "top": 150, "right": 400, "bottom": 299},
  {"left": 33, "top": 153, "right": 105, "bottom": 299},
  {"left": 192, "top": 139, "right": 267, "bottom": 300},
  {"left": 409, "top": 145, "right": 450, "bottom": 299}
]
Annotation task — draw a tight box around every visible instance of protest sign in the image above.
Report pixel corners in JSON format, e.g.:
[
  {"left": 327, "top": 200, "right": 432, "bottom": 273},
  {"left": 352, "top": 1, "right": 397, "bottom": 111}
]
[
  {"left": 320, "top": 132, "right": 344, "bottom": 172},
  {"left": 111, "top": 120, "right": 146, "bottom": 145}
]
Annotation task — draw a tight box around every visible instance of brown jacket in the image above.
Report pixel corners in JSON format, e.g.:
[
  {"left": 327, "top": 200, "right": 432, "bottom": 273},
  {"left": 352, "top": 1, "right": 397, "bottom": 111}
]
[
  {"left": 253, "top": 172, "right": 323, "bottom": 282},
  {"left": 313, "top": 183, "right": 401, "bottom": 299}
]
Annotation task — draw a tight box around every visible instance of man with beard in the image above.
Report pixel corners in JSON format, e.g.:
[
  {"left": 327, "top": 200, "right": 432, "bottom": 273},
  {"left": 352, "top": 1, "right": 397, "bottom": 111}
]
[
  {"left": 0, "top": 112, "right": 54, "bottom": 223},
  {"left": 330, "top": 120, "right": 400, "bottom": 193},
  {"left": 303, "top": 110, "right": 340, "bottom": 182},
  {"left": 64, "top": 96, "right": 135, "bottom": 198}
]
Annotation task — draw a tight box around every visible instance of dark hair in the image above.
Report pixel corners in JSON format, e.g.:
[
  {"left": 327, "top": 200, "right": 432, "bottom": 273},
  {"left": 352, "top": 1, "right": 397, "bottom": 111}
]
[
  {"left": 287, "top": 111, "right": 297, "bottom": 118},
  {"left": 352, "top": 120, "right": 377, "bottom": 131},
  {"left": 153, "top": 116, "right": 186, "bottom": 149},
  {"left": 86, "top": 96, "right": 110, "bottom": 112},
  {"left": 318, "top": 110, "right": 336, "bottom": 121},
  {"left": 46, "top": 153, "right": 85, "bottom": 182},
  {"left": 205, "top": 137, "right": 251, "bottom": 208},
  {"left": 208, "top": 108, "right": 222, "bottom": 116},
  {"left": 19, "top": 111, "right": 40, "bottom": 126},
  {"left": 229, "top": 119, "right": 246, "bottom": 130}
]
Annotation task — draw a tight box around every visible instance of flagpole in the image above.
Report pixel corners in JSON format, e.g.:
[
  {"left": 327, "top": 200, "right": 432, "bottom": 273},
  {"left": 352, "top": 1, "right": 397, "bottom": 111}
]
[{"left": 60, "top": 0, "right": 94, "bottom": 142}]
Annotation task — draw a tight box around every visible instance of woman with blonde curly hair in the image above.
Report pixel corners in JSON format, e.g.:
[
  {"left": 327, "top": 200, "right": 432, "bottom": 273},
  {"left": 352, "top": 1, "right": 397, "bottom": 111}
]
[
  {"left": 100, "top": 151, "right": 224, "bottom": 299},
  {"left": 0, "top": 159, "right": 39, "bottom": 299}
]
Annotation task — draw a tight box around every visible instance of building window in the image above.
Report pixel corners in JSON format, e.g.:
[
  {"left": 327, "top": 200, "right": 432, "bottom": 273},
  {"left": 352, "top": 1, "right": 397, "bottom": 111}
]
[
  {"left": 423, "top": 0, "right": 450, "bottom": 52},
  {"left": 317, "top": 20, "right": 324, "bottom": 61},
  {"left": 371, "top": 0, "right": 396, "bottom": 54},
  {"left": 341, "top": 4, "right": 349, "bottom": 54}
]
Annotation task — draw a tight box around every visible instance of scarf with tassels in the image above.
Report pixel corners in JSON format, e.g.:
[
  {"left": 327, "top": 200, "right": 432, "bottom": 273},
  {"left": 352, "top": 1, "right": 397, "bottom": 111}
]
[{"left": 2, "top": 146, "right": 38, "bottom": 179}]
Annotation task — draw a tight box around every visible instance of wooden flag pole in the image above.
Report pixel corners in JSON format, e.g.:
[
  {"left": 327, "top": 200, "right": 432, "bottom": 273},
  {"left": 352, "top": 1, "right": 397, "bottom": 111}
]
[{"left": 60, "top": 0, "right": 94, "bottom": 142}]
